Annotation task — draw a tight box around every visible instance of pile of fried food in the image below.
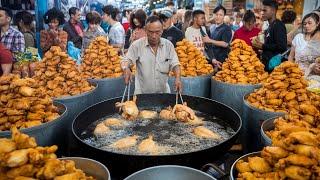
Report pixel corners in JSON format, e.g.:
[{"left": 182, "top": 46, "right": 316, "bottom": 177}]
[
  {"left": 174, "top": 39, "right": 214, "bottom": 77},
  {"left": 236, "top": 111, "right": 320, "bottom": 179},
  {"left": 0, "top": 75, "right": 60, "bottom": 131},
  {"left": 0, "top": 127, "right": 94, "bottom": 179},
  {"left": 247, "top": 61, "right": 320, "bottom": 113},
  {"left": 81, "top": 36, "right": 123, "bottom": 79},
  {"left": 33, "top": 46, "right": 94, "bottom": 98},
  {"left": 214, "top": 39, "right": 268, "bottom": 84}
]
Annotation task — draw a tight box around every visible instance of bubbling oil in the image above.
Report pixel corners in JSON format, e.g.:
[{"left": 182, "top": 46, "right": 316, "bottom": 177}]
[{"left": 81, "top": 109, "right": 235, "bottom": 155}]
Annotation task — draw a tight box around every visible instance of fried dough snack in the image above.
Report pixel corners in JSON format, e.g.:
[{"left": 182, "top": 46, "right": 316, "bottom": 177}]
[
  {"left": 81, "top": 36, "right": 125, "bottom": 79},
  {"left": 33, "top": 46, "right": 94, "bottom": 98},
  {"left": 247, "top": 61, "right": 320, "bottom": 117},
  {"left": 174, "top": 39, "right": 214, "bottom": 77},
  {"left": 0, "top": 128, "right": 94, "bottom": 179},
  {"left": 214, "top": 39, "right": 268, "bottom": 84},
  {"left": 0, "top": 75, "right": 60, "bottom": 131}
]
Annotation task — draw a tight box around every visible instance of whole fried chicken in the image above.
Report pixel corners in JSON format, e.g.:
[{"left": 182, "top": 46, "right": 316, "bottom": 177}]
[
  {"left": 193, "top": 126, "right": 221, "bottom": 139},
  {"left": 115, "top": 96, "right": 139, "bottom": 121},
  {"left": 138, "top": 135, "right": 160, "bottom": 155},
  {"left": 138, "top": 110, "right": 158, "bottom": 119},
  {"left": 110, "top": 135, "right": 139, "bottom": 149}
]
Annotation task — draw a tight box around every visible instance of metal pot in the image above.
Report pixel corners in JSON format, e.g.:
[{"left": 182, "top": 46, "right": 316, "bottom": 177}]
[
  {"left": 168, "top": 75, "right": 212, "bottom": 98},
  {"left": 260, "top": 116, "right": 282, "bottom": 147},
  {"left": 242, "top": 94, "right": 285, "bottom": 152},
  {"left": 210, "top": 78, "right": 261, "bottom": 119},
  {"left": 72, "top": 93, "right": 242, "bottom": 178},
  {"left": 0, "top": 102, "right": 67, "bottom": 148},
  {"left": 59, "top": 157, "right": 110, "bottom": 180},
  {"left": 88, "top": 76, "right": 135, "bottom": 104},
  {"left": 53, "top": 82, "right": 98, "bottom": 155},
  {"left": 125, "top": 165, "right": 216, "bottom": 180},
  {"left": 229, "top": 152, "right": 261, "bottom": 180}
]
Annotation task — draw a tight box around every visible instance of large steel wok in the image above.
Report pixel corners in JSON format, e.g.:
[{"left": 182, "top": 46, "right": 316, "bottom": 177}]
[{"left": 72, "top": 94, "right": 242, "bottom": 178}]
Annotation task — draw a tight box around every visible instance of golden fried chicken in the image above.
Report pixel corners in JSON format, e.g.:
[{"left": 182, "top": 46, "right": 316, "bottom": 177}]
[
  {"left": 93, "top": 122, "right": 110, "bottom": 137},
  {"left": 248, "top": 156, "right": 272, "bottom": 173},
  {"left": 103, "top": 118, "right": 123, "bottom": 127},
  {"left": 138, "top": 135, "right": 159, "bottom": 155},
  {"left": 292, "top": 144, "right": 320, "bottom": 161},
  {"left": 236, "top": 160, "right": 252, "bottom": 173},
  {"left": 36, "top": 159, "right": 66, "bottom": 179},
  {"left": 284, "top": 165, "right": 311, "bottom": 180},
  {"left": 261, "top": 146, "right": 289, "bottom": 164},
  {"left": 159, "top": 107, "right": 175, "bottom": 120},
  {"left": 115, "top": 96, "right": 139, "bottom": 121},
  {"left": 19, "top": 86, "right": 35, "bottom": 97},
  {"left": 170, "top": 102, "right": 203, "bottom": 125},
  {"left": 276, "top": 154, "right": 317, "bottom": 168},
  {"left": 6, "top": 164, "right": 36, "bottom": 178},
  {"left": 110, "top": 135, "right": 139, "bottom": 149},
  {"left": 193, "top": 126, "right": 221, "bottom": 139},
  {"left": 11, "top": 127, "right": 37, "bottom": 149},
  {"left": 0, "top": 138, "right": 16, "bottom": 153},
  {"left": 138, "top": 110, "right": 158, "bottom": 119},
  {"left": 284, "top": 131, "right": 319, "bottom": 147},
  {"left": 2, "top": 149, "right": 30, "bottom": 167}
]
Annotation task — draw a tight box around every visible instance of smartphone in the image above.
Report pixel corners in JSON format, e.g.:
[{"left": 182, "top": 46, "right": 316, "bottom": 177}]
[{"left": 200, "top": 27, "right": 206, "bottom": 37}]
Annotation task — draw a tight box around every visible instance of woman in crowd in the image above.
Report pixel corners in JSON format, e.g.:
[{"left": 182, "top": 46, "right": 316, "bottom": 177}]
[
  {"left": 15, "top": 11, "right": 35, "bottom": 48},
  {"left": 40, "top": 8, "right": 68, "bottom": 53},
  {"left": 82, "top": 11, "right": 106, "bottom": 51},
  {"left": 124, "top": 9, "right": 147, "bottom": 50},
  {"left": 181, "top": 10, "right": 192, "bottom": 34},
  {"left": 288, "top": 12, "right": 320, "bottom": 78}
]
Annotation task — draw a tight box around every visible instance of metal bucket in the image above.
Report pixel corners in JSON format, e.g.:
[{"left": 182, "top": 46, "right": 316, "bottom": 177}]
[
  {"left": 243, "top": 94, "right": 285, "bottom": 152},
  {"left": 60, "top": 157, "right": 110, "bottom": 180},
  {"left": 230, "top": 152, "right": 261, "bottom": 180},
  {"left": 53, "top": 82, "right": 98, "bottom": 155},
  {"left": 125, "top": 165, "right": 216, "bottom": 180},
  {"left": 260, "top": 116, "right": 282, "bottom": 147},
  {"left": 88, "top": 76, "right": 135, "bottom": 104},
  {"left": 0, "top": 102, "right": 67, "bottom": 148},
  {"left": 210, "top": 78, "right": 261, "bottom": 119},
  {"left": 169, "top": 75, "right": 212, "bottom": 98}
]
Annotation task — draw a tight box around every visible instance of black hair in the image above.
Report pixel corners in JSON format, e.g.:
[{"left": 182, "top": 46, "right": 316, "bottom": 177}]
[
  {"left": 262, "top": 0, "right": 278, "bottom": 9},
  {"left": 243, "top": 10, "right": 256, "bottom": 23},
  {"left": 192, "top": 9, "right": 205, "bottom": 19},
  {"left": 166, "top": 1, "right": 174, "bottom": 7},
  {"left": 0, "top": 7, "right": 13, "bottom": 19},
  {"left": 158, "top": 14, "right": 169, "bottom": 23},
  {"left": 213, "top": 5, "right": 226, "bottom": 15},
  {"left": 102, "top": 5, "right": 119, "bottom": 20},
  {"left": 146, "top": 15, "right": 163, "bottom": 25},
  {"left": 86, "top": 11, "right": 101, "bottom": 24},
  {"left": 20, "top": 11, "right": 33, "bottom": 26},
  {"left": 43, "top": 8, "right": 65, "bottom": 25},
  {"left": 130, "top": 9, "right": 147, "bottom": 29},
  {"left": 281, "top": 10, "right": 296, "bottom": 24},
  {"left": 302, "top": 12, "right": 320, "bottom": 37},
  {"left": 69, "top": 7, "right": 79, "bottom": 16}
]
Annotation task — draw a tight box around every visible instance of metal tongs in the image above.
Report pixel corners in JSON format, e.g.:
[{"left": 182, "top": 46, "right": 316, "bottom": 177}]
[
  {"left": 119, "top": 81, "right": 131, "bottom": 112},
  {"left": 175, "top": 91, "right": 184, "bottom": 106}
]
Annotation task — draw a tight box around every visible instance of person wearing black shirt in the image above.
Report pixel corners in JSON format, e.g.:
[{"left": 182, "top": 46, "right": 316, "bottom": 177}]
[
  {"left": 252, "top": 0, "right": 287, "bottom": 71},
  {"left": 159, "top": 9, "right": 184, "bottom": 47}
]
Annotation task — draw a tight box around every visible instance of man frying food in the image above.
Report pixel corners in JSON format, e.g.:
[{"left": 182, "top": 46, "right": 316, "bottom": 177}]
[{"left": 121, "top": 15, "right": 182, "bottom": 94}]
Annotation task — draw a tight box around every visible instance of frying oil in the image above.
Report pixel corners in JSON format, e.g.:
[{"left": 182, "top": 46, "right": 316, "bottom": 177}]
[{"left": 81, "top": 109, "right": 235, "bottom": 155}]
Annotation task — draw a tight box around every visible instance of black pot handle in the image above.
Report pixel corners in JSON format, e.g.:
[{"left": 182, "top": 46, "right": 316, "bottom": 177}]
[{"left": 201, "top": 163, "right": 228, "bottom": 180}]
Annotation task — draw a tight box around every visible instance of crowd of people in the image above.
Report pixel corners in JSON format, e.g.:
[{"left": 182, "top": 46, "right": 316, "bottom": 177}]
[{"left": 0, "top": 0, "right": 319, "bottom": 85}]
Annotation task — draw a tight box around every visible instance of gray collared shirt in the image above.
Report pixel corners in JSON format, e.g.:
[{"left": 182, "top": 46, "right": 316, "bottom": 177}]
[{"left": 123, "top": 37, "right": 180, "bottom": 94}]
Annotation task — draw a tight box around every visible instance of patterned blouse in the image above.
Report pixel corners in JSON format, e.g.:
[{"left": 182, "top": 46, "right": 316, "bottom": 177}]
[{"left": 40, "top": 29, "right": 68, "bottom": 53}]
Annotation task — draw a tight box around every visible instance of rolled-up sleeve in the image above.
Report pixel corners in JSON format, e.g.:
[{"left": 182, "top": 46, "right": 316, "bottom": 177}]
[
  {"left": 168, "top": 42, "right": 180, "bottom": 71},
  {"left": 122, "top": 40, "right": 139, "bottom": 65}
]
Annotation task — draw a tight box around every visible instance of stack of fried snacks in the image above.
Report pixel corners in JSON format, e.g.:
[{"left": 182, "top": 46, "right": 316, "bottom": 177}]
[
  {"left": 214, "top": 39, "right": 268, "bottom": 84},
  {"left": 0, "top": 127, "right": 95, "bottom": 179},
  {"left": 175, "top": 39, "right": 214, "bottom": 77},
  {"left": 33, "top": 46, "right": 93, "bottom": 98},
  {"left": 81, "top": 36, "right": 122, "bottom": 79},
  {"left": 246, "top": 61, "right": 319, "bottom": 113},
  {"left": 0, "top": 75, "right": 60, "bottom": 131}
]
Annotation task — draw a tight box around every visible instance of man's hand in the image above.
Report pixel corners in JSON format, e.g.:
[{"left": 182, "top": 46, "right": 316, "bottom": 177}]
[
  {"left": 123, "top": 68, "right": 132, "bottom": 85},
  {"left": 212, "top": 59, "right": 222, "bottom": 69},
  {"left": 175, "top": 78, "right": 182, "bottom": 93},
  {"left": 252, "top": 38, "right": 263, "bottom": 49},
  {"left": 202, "top": 35, "right": 212, "bottom": 44}
]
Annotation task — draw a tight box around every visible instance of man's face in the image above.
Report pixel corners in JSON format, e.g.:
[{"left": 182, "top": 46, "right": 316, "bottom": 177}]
[
  {"left": 262, "top": 5, "right": 274, "bottom": 21},
  {"left": 0, "top": 10, "right": 10, "bottom": 27},
  {"left": 102, "top": 13, "right": 110, "bottom": 23},
  {"left": 215, "top": 9, "right": 225, "bottom": 24},
  {"left": 72, "top": 10, "right": 81, "bottom": 22},
  {"left": 146, "top": 21, "right": 163, "bottom": 46},
  {"left": 244, "top": 20, "right": 255, "bottom": 31},
  {"left": 194, "top": 14, "right": 205, "bottom": 26}
]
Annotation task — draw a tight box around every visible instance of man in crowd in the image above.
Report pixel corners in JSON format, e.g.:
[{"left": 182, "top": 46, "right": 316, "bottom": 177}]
[
  {"left": 102, "top": 5, "right": 125, "bottom": 49},
  {"left": 63, "top": 7, "right": 84, "bottom": 49},
  {"left": 252, "top": 0, "right": 287, "bottom": 70},
  {"left": 233, "top": 10, "right": 260, "bottom": 46},
  {"left": 121, "top": 15, "right": 182, "bottom": 94},
  {"left": 0, "top": 7, "right": 25, "bottom": 55},
  {"left": 185, "top": 10, "right": 207, "bottom": 52},
  {"left": 159, "top": 9, "right": 184, "bottom": 47},
  {"left": 0, "top": 42, "right": 13, "bottom": 76}
]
